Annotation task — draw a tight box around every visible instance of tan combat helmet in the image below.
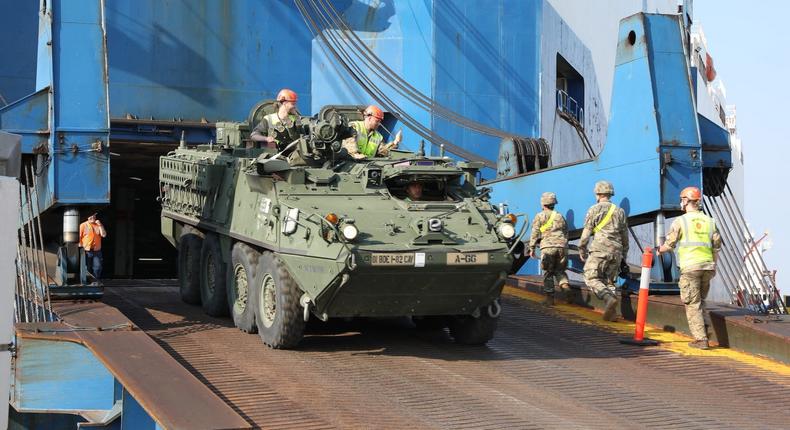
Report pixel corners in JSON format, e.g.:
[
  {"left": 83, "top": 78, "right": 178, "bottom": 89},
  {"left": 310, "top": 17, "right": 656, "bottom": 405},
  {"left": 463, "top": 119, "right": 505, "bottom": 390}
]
[
  {"left": 594, "top": 180, "right": 614, "bottom": 196},
  {"left": 540, "top": 192, "right": 557, "bottom": 206}
]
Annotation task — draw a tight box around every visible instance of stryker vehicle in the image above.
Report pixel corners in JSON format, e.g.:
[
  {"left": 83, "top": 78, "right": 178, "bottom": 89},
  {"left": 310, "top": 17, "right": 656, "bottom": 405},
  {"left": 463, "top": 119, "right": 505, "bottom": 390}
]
[{"left": 159, "top": 103, "right": 527, "bottom": 348}]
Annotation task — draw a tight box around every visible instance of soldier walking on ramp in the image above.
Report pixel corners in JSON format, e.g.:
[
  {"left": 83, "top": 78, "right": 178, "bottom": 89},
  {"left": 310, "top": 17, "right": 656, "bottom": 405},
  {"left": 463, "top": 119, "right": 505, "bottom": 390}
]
[
  {"left": 579, "top": 181, "right": 628, "bottom": 321},
  {"left": 528, "top": 192, "right": 569, "bottom": 306},
  {"left": 657, "top": 186, "right": 721, "bottom": 350}
]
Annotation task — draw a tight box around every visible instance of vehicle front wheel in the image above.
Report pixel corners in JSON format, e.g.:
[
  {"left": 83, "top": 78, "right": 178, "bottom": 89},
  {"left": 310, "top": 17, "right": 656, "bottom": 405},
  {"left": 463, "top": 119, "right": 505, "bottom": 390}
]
[
  {"left": 449, "top": 309, "right": 499, "bottom": 345},
  {"left": 177, "top": 225, "right": 203, "bottom": 305},
  {"left": 254, "top": 252, "right": 305, "bottom": 349},
  {"left": 229, "top": 242, "right": 260, "bottom": 333}
]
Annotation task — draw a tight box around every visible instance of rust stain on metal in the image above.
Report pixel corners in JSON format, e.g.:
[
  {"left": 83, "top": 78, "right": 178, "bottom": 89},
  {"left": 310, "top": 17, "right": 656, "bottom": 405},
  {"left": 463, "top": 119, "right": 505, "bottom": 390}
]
[{"left": 17, "top": 301, "right": 251, "bottom": 430}]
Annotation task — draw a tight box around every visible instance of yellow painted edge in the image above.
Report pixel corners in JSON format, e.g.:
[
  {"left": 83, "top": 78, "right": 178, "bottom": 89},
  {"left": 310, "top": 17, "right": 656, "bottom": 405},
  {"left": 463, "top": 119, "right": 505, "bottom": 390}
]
[{"left": 503, "top": 286, "right": 790, "bottom": 377}]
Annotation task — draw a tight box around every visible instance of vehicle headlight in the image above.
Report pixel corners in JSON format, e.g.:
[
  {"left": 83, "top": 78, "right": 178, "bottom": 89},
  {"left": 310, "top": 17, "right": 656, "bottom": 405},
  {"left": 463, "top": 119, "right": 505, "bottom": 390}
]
[
  {"left": 341, "top": 224, "right": 359, "bottom": 241},
  {"left": 498, "top": 222, "right": 516, "bottom": 239}
]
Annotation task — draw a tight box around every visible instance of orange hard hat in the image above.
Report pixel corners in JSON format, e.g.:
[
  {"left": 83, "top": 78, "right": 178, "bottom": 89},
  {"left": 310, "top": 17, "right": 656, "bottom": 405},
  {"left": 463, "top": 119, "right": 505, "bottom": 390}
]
[
  {"left": 364, "top": 105, "right": 384, "bottom": 120},
  {"left": 680, "top": 186, "right": 702, "bottom": 201},
  {"left": 276, "top": 88, "right": 298, "bottom": 103}
]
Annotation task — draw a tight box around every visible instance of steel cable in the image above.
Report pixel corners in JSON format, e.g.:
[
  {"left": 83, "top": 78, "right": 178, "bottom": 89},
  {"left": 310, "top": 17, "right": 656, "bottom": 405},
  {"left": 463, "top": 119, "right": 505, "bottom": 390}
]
[
  {"left": 710, "top": 176, "right": 785, "bottom": 313},
  {"left": 300, "top": 0, "right": 487, "bottom": 164},
  {"left": 704, "top": 197, "right": 767, "bottom": 312},
  {"left": 310, "top": 0, "right": 521, "bottom": 140},
  {"left": 294, "top": 0, "right": 493, "bottom": 167}
]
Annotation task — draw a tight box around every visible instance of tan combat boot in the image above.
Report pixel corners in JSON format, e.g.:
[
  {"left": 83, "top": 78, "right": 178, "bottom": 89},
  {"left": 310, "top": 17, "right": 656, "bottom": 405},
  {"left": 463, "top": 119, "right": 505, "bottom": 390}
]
[
  {"left": 559, "top": 283, "right": 575, "bottom": 304},
  {"left": 688, "top": 339, "right": 710, "bottom": 350},
  {"left": 602, "top": 294, "right": 618, "bottom": 321},
  {"left": 541, "top": 294, "right": 555, "bottom": 307}
]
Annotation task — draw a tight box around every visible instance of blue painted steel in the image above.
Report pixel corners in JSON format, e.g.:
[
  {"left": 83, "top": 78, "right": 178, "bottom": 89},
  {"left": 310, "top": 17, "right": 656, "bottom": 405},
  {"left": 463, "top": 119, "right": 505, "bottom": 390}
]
[
  {"left": 310, "top": 0, "right": 431, "bottom": 153},
  {"left": 490, "top": 14, "right": 713, "bottom": 282},
  {"left": 121, "top": 388, "right": 159, "bottom": 430},
  {"left": 698, "top": 114, "right": 731, "bottom": 170},
  {"left": 0, "top": 0, "right": 38, "bottom": 105},
  {"left": 13, "top": 338, "right": 115, "bottom": 412},
  {"left": 103, "top": 0, "right": 313, "bottom": 122},
  {"left": 50, "top": 0, "right": 110, "bottom": 206},
  {"left": 432, "top": 0, "right": 541, "bottom": 164},
  {"left": 0, "top": 88, "right": 50, "bottom": 154},
  {"left": 13, "top": 337, "right": 163, "bottom": 428},
  {"left": 491, "top": 14, "right": 668, "bottom": 230},
  {"left": 0, "top": 0, "right": 111, "bottom": 211}
]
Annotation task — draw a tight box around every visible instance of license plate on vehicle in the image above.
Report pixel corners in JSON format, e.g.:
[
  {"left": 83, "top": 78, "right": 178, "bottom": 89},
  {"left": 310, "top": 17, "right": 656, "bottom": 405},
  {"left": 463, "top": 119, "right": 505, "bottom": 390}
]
[
  {"left": 446, "top": 252, "right": 488, "bottom": 265},
  {"left": 371, "top": 253, "right": 415, "bottom": 266}
]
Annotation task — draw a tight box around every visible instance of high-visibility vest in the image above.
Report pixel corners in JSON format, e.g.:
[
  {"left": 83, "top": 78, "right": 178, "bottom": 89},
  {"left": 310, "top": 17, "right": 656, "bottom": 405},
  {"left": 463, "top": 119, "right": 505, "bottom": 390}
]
[
  {"left": 350, "top": 121, "right": 383, "bottom": 157},
  {"left": 79, "top": 222, "right": 102, "bottom": 251},
  {"left": 263, "top": 113, "right": 297, "bottom": 128},
  {"left": 539, "top": 211, "right": 557, "bottom": 233},
  {"left": 677, "top": 212, "right": 715, "bottom": 270},
  {"left": 593, "top": 203, "right": 616, "bottom": 233}
]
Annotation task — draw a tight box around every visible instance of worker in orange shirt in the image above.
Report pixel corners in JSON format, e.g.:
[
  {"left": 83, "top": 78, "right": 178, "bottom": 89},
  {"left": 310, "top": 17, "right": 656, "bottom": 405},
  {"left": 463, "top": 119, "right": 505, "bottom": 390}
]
[{"left": 79, "top": 212, "right": 107, "bottom": 285}]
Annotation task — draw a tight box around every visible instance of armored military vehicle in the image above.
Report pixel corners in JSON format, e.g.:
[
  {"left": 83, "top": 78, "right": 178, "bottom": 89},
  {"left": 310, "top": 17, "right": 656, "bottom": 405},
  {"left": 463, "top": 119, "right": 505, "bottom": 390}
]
[{"left": 159, "top": 103, "right": 527, "bottom": 348}]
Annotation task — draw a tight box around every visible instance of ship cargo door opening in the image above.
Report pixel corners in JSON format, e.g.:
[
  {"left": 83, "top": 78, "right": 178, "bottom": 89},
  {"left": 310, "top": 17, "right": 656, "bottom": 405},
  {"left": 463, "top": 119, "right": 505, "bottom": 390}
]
[{"left": 108, "top": 141, "right": 177, "bottom": 278}]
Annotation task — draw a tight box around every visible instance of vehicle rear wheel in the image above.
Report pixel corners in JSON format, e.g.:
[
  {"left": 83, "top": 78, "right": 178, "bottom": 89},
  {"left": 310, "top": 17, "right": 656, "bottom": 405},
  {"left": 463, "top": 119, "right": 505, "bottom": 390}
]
[
  {"left": 229, "top": 242, "right": 259, "bottom": 333},
  {"left": 177, "top": 225, "right": 203, "bottom": 305},
  {"left": 254, "top": 252, "right": 305, "bottom": 349},
  {"left": 199, "top": 233, "right": 229, "bottom": 317},
  {"left": 449, "top": 311, "right": 498, "bottom": 345}
]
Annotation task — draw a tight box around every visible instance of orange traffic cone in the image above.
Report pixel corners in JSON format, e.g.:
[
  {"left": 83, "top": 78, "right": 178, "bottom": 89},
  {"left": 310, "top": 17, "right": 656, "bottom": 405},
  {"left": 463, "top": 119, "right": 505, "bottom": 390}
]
[{"left": 620, "top": 248, "right": 659, "bottom": 346}]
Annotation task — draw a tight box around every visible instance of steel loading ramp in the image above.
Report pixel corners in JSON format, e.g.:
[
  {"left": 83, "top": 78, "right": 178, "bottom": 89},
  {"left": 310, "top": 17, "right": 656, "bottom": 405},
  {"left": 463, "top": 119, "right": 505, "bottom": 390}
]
[{"left": 88, "top": 279, "right": 790, "bottom": 429}]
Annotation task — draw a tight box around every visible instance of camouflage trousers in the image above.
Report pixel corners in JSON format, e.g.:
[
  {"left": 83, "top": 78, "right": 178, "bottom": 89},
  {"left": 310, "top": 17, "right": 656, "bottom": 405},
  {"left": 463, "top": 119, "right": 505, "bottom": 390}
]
[
  {"left": 679, "top": 269, "right": 715, "bottom": 341},
  {"left": 540, "top": 247, "right": 569, "bottom": 294},
  {"left": 583, "top": 251, "right": 620, "bottom": 299}
]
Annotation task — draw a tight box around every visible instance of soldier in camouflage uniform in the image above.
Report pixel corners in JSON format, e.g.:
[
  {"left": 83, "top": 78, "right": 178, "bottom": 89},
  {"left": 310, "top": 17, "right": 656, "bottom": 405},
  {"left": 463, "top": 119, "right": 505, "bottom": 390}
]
[
  {"left": 658, "top": 186, "right": 721, "bottom": 350},
  {"left": 579, "top": 181, "right": 628, "bottom": 321},
  {"left": 250, "top": 88, "right": 303, "bottom": 151},
  {"left": 528, "top": 192, "right": 569, "bottom": 306}
]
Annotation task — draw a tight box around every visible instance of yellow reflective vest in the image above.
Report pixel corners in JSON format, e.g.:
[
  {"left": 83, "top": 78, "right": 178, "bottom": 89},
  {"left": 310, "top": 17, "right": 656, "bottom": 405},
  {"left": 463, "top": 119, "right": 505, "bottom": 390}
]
[
  {"left": 677, "top": 212, "right": 715, "bottom": 270},
  {"left": 350, "top": 121, "right": 383, "bottom": 157}
]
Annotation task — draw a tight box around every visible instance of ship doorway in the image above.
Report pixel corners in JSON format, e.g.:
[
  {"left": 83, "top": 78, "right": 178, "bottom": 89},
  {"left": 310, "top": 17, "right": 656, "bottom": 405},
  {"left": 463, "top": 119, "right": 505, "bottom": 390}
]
[{"left": 106, "top": 141, "right": 178, "bottom": 279}]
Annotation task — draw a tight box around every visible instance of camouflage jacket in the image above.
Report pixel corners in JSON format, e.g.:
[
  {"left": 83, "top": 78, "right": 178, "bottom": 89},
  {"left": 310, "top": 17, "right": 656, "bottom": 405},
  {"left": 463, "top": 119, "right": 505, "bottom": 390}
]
[
  {"left": 663, "top": 210, "right": 722, "bottom": 272},
  {"left": 579, "top": 201, "right": 628, "bottom": 258},
  {"left": 528, "top": 209, "right": 568, "bottom": 251}
]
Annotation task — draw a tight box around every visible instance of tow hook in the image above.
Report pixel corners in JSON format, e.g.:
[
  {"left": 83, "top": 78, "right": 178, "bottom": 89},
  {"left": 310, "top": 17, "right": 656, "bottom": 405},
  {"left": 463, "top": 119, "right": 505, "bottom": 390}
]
[
  {"left": 346, "top": 253, "right": 357, "bottom": 271},
  {"left": 300, "top": 294, "right": 311, "bottom": 322},
  {"left": 487, "top": 299, "right": 502, "bottom": 318}
]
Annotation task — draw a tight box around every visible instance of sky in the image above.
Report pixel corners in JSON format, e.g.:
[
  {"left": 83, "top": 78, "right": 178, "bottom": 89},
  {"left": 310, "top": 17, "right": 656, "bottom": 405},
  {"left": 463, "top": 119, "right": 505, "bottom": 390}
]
[{"left": 694, "top": 1, "right": 789, "bottom": 295}]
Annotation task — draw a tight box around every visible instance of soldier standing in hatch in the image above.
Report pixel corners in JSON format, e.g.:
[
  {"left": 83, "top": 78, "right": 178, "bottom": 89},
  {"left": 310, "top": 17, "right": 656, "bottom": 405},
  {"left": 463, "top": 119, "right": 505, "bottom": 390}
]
[
  {"left": 657, "top": 186, "right": 721, "bottom": 350},
  {"left": 343, "top": 105, "right": 402, "bottom": 159},
  {"left": 528, "top": 192, "right": 569, "bottom": 306},
  {"left": 579, "top": 180, "right": 628, "bottom": 321},
  {"left": 250, "top": 88, "right": 302, "bottom": 151}
]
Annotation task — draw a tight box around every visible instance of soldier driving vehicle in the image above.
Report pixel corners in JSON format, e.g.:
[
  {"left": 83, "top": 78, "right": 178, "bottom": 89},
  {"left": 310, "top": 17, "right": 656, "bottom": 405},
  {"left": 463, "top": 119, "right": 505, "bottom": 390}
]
[{"left": 159, "top": 103, "right": 527, "bottom": 348}]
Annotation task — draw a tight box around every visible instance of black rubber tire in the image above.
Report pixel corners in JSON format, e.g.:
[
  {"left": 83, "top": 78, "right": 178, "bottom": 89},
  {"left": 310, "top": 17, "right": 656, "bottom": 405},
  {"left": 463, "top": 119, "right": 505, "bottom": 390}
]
[
  {"left": 412, "top": 316, "right": 448, "bottom": 331},
  {"left": 449, "top": 311, "right": 499, "bottom": 345},
  {"left": 199, "top": 233, "right": 229, "bottom": 317},
  {"left": 229, "top": 242, "right": 260, "bottom": 333},
  {"left": 177, "top": 225, "right": 203, "bottom": 305},
  {"left": 254, "top": 252, "right": 305, "bottom": 349}
]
